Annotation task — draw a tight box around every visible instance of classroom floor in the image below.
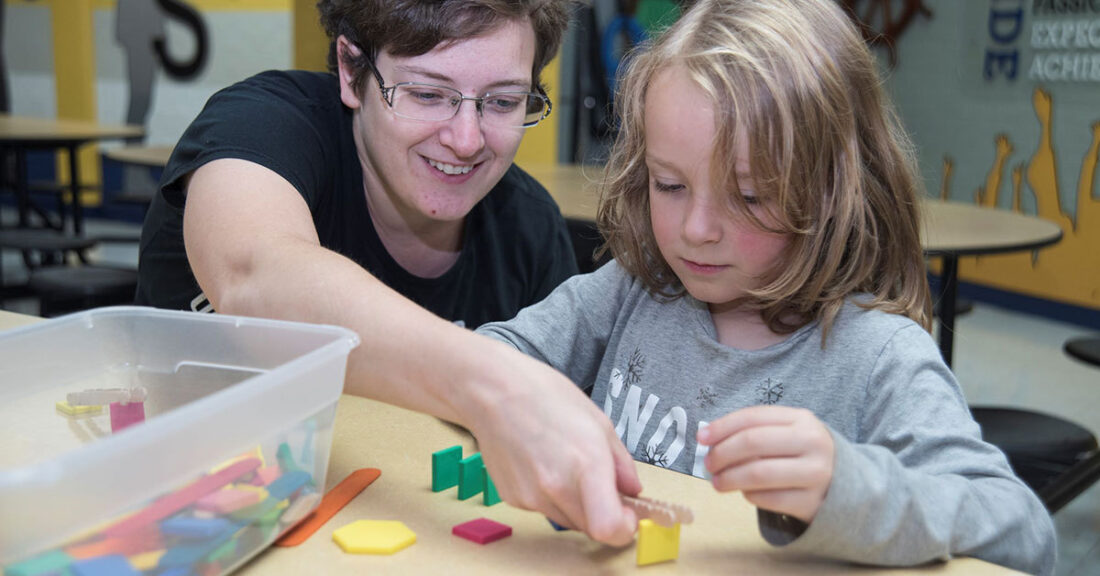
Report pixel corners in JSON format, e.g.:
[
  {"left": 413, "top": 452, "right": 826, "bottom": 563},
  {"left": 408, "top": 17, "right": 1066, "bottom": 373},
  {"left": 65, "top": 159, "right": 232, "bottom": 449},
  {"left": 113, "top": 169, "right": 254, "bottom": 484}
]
[{"left": 1, "top": 215, "right": 1098, "bottom": 575}]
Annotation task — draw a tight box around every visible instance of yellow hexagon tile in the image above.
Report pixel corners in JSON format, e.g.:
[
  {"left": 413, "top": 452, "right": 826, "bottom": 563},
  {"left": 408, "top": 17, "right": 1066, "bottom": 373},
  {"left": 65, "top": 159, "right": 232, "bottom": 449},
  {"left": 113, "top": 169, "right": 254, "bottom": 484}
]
[{"left": 333, "top": 520, "right": 417, "bottom": 555}]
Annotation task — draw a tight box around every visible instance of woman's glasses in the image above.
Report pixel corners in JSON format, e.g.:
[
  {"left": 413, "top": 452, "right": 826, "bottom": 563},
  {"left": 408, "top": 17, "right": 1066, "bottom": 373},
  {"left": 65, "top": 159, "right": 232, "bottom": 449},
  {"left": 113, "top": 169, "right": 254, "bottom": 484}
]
[{"left": 366, "top": 57, "right": 551, "bottom": 128}]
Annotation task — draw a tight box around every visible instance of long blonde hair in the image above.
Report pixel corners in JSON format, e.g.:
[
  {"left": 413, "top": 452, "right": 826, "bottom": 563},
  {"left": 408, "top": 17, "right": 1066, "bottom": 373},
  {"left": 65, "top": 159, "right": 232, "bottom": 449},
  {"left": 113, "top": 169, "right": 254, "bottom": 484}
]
[{"left": 598, "top": 0, "right": 932, "bottom": 339}]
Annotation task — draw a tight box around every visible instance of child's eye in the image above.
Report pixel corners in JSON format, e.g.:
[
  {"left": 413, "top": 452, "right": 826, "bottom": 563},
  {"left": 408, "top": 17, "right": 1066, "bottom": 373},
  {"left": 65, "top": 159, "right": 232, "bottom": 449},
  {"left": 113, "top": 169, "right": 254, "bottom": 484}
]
[
  {"left": 653, "top": 180, "right": 684, "bottom": 193},
  {"left": 742, "top": 194, "right": 760, "bottom": 205}
]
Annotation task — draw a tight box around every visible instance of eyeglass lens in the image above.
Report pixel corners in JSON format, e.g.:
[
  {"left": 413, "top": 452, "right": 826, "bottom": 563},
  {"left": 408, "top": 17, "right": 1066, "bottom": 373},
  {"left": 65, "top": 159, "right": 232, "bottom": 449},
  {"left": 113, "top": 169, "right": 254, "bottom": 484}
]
[{"left": 390, "top": 84, "right": 547, "bottom": 127}]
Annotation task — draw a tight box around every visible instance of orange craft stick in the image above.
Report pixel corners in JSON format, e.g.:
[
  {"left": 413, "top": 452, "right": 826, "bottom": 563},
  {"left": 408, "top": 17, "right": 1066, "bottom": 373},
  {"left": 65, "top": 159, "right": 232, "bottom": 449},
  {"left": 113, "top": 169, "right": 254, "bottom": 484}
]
[{"left": 274, "top": 468, "right": 381, "bottom": 547}]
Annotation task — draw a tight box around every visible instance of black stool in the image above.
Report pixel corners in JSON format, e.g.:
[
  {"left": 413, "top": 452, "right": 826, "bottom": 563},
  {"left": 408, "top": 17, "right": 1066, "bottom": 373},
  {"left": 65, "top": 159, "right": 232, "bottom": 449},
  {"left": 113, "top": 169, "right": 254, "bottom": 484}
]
[
  {"left": 0, "top": 228, "right": 96, "bottom": 265},
  {"left": 972, "top": 406, "right": 1100, "bottom": 513},
  {"left": 1065, "top": 337, "right": 1100, "bottom": 368},
  {"left": 0, "top": 229, "right": 98, "bottom": 302},
  {"left": 28, "top": 265, "right": 138, "bottom": 317}
]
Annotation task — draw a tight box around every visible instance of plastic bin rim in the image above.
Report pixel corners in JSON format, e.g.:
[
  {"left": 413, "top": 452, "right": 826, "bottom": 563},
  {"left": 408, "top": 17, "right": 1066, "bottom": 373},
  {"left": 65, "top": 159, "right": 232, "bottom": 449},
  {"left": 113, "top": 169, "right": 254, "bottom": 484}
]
[{"left": 0, "top": 306, "right": 362, "bottom": 349}]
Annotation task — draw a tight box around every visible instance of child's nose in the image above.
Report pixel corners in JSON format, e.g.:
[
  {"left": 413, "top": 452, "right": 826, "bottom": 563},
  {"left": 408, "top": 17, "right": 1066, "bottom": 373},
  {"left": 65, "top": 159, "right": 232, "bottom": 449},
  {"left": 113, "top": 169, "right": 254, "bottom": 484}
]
[{"left": 682, "top": 195, "right": 722, "bottom": 244}]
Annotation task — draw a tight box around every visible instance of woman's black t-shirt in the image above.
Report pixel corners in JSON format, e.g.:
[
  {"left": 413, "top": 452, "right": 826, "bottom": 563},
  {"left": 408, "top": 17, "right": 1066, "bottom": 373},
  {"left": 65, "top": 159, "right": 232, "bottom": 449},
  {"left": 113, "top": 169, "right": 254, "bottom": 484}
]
[{"left": 135, "top": 70, "right": 577, "bottom": 328}]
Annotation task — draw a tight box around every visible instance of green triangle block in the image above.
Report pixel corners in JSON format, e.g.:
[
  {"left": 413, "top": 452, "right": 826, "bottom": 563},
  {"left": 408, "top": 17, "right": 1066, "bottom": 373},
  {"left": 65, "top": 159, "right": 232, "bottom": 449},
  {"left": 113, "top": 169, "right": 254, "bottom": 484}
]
[
  {"left": 457, "top": 452, "right": 484, "bottom": 500},
  {"left": 431, "top": 445, "right": 463, "bottom": 492},
  {"left": 483, "top": 468, "right": 501, "bottom": 506}
]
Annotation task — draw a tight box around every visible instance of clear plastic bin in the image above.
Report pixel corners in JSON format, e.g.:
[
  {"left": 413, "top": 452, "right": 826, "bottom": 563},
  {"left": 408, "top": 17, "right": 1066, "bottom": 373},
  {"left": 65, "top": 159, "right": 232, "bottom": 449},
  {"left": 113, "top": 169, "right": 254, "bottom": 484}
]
[{"left": 0, "top": 307, "right": 359, "bottom": 575}]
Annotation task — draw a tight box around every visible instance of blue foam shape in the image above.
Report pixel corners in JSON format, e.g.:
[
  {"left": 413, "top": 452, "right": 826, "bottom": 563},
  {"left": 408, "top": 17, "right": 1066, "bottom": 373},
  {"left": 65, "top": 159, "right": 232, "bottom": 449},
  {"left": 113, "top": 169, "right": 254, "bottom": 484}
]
[
  {"left": 71, "top": 555, "right": 140, "bottom": 576},
  {"left": 229, "top": 469, "right": 312, "bottom": 523},
  {"left": 267, "top": 469, "right": 311, "bottom": 500},
  {"left": 548, "top": 518, "right": 570, "bottom": 531},
  {"left": 157, "top": 524, "right": 237, "bottom": 568},
  {"left": 161, "top": 516, "right": 234, "bottom": 539}
]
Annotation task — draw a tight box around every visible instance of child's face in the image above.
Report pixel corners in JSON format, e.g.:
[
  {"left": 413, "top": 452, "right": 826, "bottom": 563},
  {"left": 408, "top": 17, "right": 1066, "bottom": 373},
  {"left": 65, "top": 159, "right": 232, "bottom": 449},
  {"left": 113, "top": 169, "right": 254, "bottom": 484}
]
[{"left": 645, "top": 65, "right": 790, "bottom": 313}]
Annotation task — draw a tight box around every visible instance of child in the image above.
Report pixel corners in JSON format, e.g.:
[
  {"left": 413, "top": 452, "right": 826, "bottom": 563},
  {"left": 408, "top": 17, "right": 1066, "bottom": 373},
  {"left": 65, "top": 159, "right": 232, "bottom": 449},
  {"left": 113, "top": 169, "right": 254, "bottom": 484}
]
[{"left": 477, "top": 0, "right": 1056, "bottom": 573}]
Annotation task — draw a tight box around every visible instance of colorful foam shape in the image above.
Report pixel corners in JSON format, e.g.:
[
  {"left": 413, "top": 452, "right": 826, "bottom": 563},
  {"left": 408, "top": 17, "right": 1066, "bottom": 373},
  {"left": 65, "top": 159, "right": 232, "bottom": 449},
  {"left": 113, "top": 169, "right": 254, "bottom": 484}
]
[
  {"left": 636, "top": 519, "right": 680, "bottom": 566},
  {"left": 457, "top": 453, "right": 484, "bottom": 500},
  {"left": 103, "top": 458, "right": 261, "bottom": 538},
  {"left": 6, "top": 550, "right": 73, "bottom": 576},
  {"left": 109, "top": 401, "right": 145, "bottom": 432},
  {"left": 483, "top": 469, "right": 501, "bottom": 506},
  {"left": 276, "top": 468, "right": 382, "bottom": 547},
  {"left": 55, "top": 400, "right": 102, "bottom": 416},
  {"left": 71, "top": 554, "right": 140, "bottom": 576},
  {"left": 127, "top": 550, "right": 165, "bottom": 572},
  {"left": 229, "top": 469, "right": 311, "bottom": 522},
  {"left": 277, "top": 442, "right": 302, "bottom": 474},
  {"left": 452, "top": 518, "right": 512, "bottom": 545},
  {"left": 280, "top": 491, "right": 322, "bottom": 526},
  {"left": 155, "top": 524, "right": 237, "bottom": 569},
  {"left": 161, "top": 517, "right": 235, "bottom": 540},
  {"left": 250, "top": 466, "right": 282, "bottom": 486},
  {"left": 431, "top": 445, "right": 463, "bottom": 492},
  {"left": 195, "top": 487, "right": 263, "bottom": 513},
  {"left": 207, "top": 537, "right": 238, "bottom": 563},
  {"left": 66, "top": 529, "right": 162, "bottom": 559},
  {"left": 332, "top": 520, "right": 416, "bottom": 555},
  {"left": 547, "top": 518, "right": 570, "bottom": 531}
]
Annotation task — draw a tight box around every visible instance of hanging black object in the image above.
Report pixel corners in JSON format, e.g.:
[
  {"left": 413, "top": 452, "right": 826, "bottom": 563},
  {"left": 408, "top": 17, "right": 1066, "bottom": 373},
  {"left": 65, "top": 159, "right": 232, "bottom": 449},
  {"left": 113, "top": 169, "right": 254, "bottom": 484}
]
[{"left": 154, "top": 0, "right": 208, "bottom": 79}]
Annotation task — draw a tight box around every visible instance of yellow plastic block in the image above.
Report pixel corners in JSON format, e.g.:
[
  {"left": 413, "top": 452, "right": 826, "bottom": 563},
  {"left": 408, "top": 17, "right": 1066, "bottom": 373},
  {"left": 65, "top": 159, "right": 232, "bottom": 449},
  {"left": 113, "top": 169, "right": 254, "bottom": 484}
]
[
  {"left": 55, "top": 401, "right": 102, "bottom": 416},
  {"left": 333, "top": 520, "right": 416, "bottom": 555},
  {"left": 636, "top": 519, "right": 680, "bottom": 566}
]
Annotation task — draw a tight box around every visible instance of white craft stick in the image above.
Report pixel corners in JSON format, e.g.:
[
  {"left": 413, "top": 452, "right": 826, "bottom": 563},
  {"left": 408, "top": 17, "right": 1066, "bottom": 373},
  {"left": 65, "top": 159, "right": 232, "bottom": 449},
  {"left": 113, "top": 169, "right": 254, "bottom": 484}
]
[{"left": 67, "top": 386, "right": 147, "bottom": 406}]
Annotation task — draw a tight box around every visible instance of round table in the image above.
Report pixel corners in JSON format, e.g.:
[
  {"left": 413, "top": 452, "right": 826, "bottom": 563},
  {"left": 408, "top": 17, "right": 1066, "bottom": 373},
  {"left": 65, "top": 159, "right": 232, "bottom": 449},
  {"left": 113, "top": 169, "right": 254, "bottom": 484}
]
[
  {"left": 921, "top": 200, "right": 1063, "bottom": 366},
  {"left": 0, "top": 114, "right": 143, "bottom": 235}
]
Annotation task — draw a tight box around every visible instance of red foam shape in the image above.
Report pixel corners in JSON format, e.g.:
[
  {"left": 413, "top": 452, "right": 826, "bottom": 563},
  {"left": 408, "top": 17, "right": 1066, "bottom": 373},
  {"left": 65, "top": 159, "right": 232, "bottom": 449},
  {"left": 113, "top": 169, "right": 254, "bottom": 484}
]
[{"left": 452, "top": 518, "right": 512, "bottom": 545}]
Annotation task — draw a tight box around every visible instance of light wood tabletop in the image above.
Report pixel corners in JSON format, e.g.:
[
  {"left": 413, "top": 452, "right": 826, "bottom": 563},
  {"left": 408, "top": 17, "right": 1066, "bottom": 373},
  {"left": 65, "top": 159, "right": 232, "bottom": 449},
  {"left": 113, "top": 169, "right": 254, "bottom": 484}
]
[
  {"left": 519, "top": 162, "right": 606, "bottom": 221},
  {"left": 920, "top": 200, "right": 1063, "bottom": 256},
  {"left": 103, "top": 145, "right": 175, "bottom": 168},
  {"left": 0, "top": 311, "right": 1023, "bottom": 575},
  {"left": 0, "top": 114, "right": 143, "bottom": 145}
]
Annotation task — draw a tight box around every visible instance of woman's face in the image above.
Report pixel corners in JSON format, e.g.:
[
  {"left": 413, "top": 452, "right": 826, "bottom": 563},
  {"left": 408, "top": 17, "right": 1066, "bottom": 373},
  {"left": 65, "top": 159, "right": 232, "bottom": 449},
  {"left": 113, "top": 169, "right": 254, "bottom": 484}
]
[{"left": 339, "top": 19, "right": 537, "bottom": 230}]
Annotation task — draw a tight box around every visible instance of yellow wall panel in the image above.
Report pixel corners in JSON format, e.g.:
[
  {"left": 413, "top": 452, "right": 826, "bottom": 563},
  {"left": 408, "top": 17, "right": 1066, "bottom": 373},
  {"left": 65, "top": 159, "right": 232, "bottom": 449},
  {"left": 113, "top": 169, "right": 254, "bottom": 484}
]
[
  {"left": 49, "top": 0, "right": 101, "bottom": 204},
  {"left": 292, "top": 0, "right": 327, "bottom": 71}
]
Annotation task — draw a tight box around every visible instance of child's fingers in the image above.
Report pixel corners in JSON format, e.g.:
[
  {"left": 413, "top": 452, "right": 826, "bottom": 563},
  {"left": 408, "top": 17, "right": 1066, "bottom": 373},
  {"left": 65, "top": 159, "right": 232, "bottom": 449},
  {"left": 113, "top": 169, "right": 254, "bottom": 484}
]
[
  {"left": 704, "top": 423, "right": 807, "bottom": 472},
  {"left": 709, "top": 454, "right": 832, "bottom": 493},
  {"left": 697, "top": 405, "right": 815, "bottom": 445}
]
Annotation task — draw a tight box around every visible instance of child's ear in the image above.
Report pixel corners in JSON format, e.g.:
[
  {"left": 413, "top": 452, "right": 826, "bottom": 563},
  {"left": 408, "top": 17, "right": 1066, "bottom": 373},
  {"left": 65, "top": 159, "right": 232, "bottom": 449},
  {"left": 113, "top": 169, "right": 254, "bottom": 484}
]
[{"left": 336, "top": 36, "right": 363, "bottom": 110}]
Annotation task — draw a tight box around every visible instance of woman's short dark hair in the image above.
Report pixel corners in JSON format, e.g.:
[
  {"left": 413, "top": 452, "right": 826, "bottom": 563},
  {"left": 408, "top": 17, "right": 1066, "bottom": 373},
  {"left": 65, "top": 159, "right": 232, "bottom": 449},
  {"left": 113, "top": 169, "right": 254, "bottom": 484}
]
[{"left": 318, "top": 0, "right": 572, "bottom": 97}]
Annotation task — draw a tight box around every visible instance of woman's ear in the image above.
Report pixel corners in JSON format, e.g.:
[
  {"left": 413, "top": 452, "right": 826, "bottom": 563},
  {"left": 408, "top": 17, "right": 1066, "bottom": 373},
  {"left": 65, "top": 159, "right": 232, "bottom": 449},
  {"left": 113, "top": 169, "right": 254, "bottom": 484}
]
[{"left": 336, "top": 35, "right": 363, "bottom": 109}]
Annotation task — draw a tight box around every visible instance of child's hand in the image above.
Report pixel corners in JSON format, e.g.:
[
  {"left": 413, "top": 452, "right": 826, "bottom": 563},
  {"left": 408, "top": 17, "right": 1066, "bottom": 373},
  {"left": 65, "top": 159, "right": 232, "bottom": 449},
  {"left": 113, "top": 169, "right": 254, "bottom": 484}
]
[{"left": 697, "top": 405, "right": 834, "bottom": 524}]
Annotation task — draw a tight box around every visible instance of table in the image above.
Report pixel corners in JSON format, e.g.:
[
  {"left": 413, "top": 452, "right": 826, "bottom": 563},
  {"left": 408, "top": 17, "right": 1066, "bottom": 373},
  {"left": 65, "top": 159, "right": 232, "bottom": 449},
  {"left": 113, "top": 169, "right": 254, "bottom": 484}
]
[
  {"left": 0, "top": 311, "right": 1019, "bottom": 575},
  {"left": 518, "top": 163, "right": 1064, "bottom": 368},
  {"left": 0, "top": 114, "right": 143, "bottom": 235},
  {"left": 520, "top": 163, "right": 604, "bottom": 221},
  {"left": 103, "top": 145, "right": 174, "bottom": 209},
  {"left": 103, "top": 145, "right": 174, "bottom": 168},
  {"left": 920, "top": 201, "right": 1062, "bottom": 366}
]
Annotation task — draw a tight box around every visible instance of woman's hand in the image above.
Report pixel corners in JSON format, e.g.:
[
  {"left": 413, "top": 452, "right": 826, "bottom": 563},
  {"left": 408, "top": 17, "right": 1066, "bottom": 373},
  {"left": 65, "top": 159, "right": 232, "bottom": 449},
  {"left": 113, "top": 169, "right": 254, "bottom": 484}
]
[
  {"left": 697, "top": 405, "right": 834, "bottom": 523},
  {"left": 462, "top": 340, "right": 642, "bottom": 546}
]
